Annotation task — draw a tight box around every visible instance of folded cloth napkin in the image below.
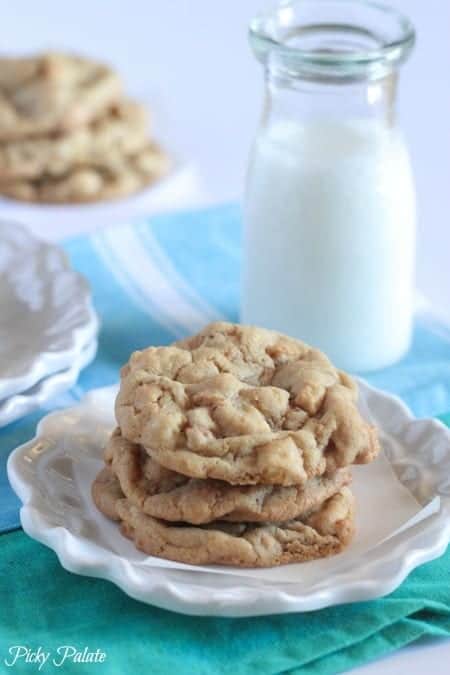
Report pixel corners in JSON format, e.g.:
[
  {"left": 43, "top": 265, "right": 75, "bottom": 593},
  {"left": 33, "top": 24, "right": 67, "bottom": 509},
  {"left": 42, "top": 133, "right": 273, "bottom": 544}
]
[
  {"left": 1, "top": 522, "right": 449, "bottom": 674},
  {"left": 1, "top": 203, "right": 450, "bottom": 674}
]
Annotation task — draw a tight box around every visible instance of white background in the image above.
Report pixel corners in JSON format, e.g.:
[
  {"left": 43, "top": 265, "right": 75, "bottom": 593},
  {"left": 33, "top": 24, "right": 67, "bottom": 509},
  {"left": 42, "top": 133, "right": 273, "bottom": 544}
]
[{"left": 1, "top": 1, "right": 449, "bottom": 672}]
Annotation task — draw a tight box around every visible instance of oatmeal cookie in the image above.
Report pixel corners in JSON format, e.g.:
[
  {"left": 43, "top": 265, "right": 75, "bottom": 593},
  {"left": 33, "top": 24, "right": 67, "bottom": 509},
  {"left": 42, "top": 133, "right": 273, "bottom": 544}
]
[
  {"left": 0, "top": 99, "right": 148, "bottom": 180},
  {"left": 0, "top": 142, "right": 170, "bottom": 203},
  {"left": 106, "top": 429, "right": 351, "bottom": 524},
  {"left": 115, "top": 322, "right": 379, "bottom": 486},
  {"left": 0, "top": 52, "right": 121, "bottom": 140},
  {"left": 91, "top": 466, "right": 123, "bottom": 521},
  {"left": 92, "top": 467, "right": 355, "bottom": 567}
]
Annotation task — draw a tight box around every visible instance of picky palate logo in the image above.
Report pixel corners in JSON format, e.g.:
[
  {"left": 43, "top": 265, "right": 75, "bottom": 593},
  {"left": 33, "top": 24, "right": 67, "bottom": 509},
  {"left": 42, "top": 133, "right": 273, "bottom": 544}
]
[{"left": 4, "top": 646, "right": 107, "bottom": 670}]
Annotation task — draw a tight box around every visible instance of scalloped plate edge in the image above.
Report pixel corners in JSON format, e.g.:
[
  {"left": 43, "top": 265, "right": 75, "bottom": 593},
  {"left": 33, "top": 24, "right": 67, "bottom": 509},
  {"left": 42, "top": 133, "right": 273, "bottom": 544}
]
[{"left": 6, "top": 381, "right": 450, "bottom": 617}]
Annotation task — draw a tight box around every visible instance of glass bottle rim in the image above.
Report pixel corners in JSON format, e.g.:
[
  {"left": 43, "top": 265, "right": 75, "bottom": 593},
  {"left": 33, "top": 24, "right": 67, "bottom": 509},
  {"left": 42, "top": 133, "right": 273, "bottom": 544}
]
[{"left": 249, "top": 0, "right": 416, "bottom": 82}]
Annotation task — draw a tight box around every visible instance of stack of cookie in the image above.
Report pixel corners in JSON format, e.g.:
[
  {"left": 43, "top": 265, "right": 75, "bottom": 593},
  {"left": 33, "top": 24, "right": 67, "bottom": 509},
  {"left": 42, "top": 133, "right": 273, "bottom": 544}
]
[
  {"left": 0, "top": 52, "right": 170, "bottom": 203},
  {"left": 93, "top": 322, "right": 380, "bottom": 568}
]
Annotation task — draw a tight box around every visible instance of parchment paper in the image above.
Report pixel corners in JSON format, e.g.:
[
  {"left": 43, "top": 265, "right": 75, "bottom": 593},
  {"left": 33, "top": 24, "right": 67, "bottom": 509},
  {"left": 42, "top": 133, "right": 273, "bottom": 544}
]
[{"left": 78, "top": 449, "right": 440, "bottom": 585}]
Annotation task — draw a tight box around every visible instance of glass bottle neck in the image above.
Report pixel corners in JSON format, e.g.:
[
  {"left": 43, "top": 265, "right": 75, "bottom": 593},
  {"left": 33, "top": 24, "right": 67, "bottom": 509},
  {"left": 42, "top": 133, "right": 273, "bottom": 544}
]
[{"left": 262, "top": 71, "right": 398, "bottom": 129}]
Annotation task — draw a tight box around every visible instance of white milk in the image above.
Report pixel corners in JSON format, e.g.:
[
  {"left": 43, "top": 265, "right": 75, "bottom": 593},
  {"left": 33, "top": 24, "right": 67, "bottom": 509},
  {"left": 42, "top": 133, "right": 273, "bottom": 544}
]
[{"left": 242, "top": 119, "right": 416, "bottom": 372}]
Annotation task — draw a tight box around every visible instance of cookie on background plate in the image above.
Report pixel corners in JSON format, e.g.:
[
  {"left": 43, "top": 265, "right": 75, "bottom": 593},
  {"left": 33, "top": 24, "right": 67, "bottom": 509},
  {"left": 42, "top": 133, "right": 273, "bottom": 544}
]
[
  {"left": 0, "top": 142, "right": 170, "bottom": 203},
  {"left": 0, "top": 52, "right": 122, "bottom": 140},
  {"left": 0, "top": 99, "right": 149, "bottom": 180},
  {"left": 93, "top": 467, "right": 356, "bottom": 568},
  {"left": 115, "top": 322, "right": 380, "bottom": 486},
  {"left": 105, "top": 429, "right": 352, "bottom": 525}
]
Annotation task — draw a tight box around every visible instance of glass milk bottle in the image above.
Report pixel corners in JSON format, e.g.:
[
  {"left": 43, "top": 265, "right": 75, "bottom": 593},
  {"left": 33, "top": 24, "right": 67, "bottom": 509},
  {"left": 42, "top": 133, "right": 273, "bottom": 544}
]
[{"left": 242, "top": 0, "right": 416, "bottom": 372}]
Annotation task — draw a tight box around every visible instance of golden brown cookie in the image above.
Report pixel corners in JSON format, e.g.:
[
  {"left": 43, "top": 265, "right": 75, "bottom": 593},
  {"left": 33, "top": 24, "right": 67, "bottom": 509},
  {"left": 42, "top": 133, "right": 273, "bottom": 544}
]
[
  {"left": 106, "top": 429, "right": 352, "bottom": 524},
  {"left": 91, "top": 466, "right": 123, "bottom": 521},
  {"left": 0, "top": 142, "right": 170, "bottom": 203},
  {"left": 92, "top": 467, "right": 355, "bottom": 568},
  {"left": 0, "top": 52, "right": 122, "bottom": 140},
  {"left": 0, "top": 99, "right": 148, "bottom": 180},
  {"left": 115, "top": 322, "right": 379, "bottom": 486}
]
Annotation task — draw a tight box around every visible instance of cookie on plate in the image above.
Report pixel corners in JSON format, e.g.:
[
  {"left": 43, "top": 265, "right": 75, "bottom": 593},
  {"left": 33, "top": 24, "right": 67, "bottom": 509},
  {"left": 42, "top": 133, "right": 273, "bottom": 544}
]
[
  {"left": 0, "top": 52, "right": 121, "bottom": 140},
  {"left": 0, "top": 99, "right": 148, "bottom": 180},
  {"left": 105, "top": 429, "right": 352, "bottom": 524},
  {"left": 92, "top": 467, "right": 355, "bottom": 568},
  {"left": 0, "top": 142, "right": 170, "bottom": 203},
  {"left": 115, "top": 322, "right": 380, "bottom": 486},
  {"left": 91, "top": 466, "right": 124, "bottom": 522}
]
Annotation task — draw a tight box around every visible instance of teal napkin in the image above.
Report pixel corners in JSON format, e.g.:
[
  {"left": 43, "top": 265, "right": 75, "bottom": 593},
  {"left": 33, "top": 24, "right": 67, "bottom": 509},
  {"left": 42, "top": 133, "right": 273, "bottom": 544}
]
[
  {"left": 2, "top": 204, "right": 450, "bottom": 673},
  {"left": 1, "top": 523, "right": 449, "bottom": 674}
]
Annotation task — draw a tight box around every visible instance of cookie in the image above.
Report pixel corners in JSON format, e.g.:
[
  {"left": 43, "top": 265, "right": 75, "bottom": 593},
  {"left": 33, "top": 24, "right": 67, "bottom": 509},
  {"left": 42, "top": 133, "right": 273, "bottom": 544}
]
[
  {"left": 106, "top": 429, "right": 352, "bottom": 524},
  {"left": 91, "top": 466, "right": 123, "bottom": 521},
  {"left": 115, "top": 322, "right": 380, "bottom": 486},
  {"left": 0, "top": 52, "right": 121, "bottom": 140},
  {"left": 0, "top": 99, "right": 149, "bottom": 180},
  {"left": 92, "top": 467, "right": 355, "bottom": 567},
  {"left": 0, "top": 142, "right": 170, "bottom": 203}
]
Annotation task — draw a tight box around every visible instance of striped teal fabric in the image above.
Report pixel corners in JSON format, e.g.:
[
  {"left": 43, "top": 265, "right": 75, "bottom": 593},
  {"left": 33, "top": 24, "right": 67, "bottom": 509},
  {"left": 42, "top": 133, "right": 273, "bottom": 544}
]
[{"left": 2, "top": 203, "right": 450, "bottom": 533}]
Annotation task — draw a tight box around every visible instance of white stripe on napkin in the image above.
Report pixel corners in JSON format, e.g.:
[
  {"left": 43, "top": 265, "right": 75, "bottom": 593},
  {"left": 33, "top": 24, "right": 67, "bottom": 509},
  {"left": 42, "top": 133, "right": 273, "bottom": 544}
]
[
  {"left": 91, "top": 231, "right": 181, "bottom": 337},
  {"left": 91, "top": 226, "right": 219, "bottom": 338},
  {"left": 136, "top": 223, "right": 223, "bottom": 324}
]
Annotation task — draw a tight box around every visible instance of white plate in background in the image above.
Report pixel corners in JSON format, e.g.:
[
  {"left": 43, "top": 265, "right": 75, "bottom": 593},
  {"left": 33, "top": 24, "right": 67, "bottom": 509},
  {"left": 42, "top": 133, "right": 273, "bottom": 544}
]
[
  {"left": 0, "top": 338, "right": 97, "bottom": 427},
  {"left": 0, "top": 221, "right": 99, "bottom": 399}
]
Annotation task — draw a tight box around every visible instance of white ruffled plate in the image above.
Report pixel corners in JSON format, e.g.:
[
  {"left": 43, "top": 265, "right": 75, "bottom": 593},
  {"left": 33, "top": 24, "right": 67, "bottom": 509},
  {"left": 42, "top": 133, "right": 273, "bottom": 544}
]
[
  {"left": 0, "top": 221, "right": 99, "bottom": 399},
  {"left": 0, "top": 338, "right": 97, "bottom": 427},
  {"left": 7, "top": 382, "right": 450, "bottom": 617}
]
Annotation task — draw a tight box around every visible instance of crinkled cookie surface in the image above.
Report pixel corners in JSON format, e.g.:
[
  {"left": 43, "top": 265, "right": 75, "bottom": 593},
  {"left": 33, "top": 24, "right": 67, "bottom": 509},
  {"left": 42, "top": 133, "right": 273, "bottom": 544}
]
[
  {"left": 0, "top": 52, "right": 121, "bottom": 140},
  {"left": 0, "top": 99, "right": 148, "bottom": 180},
  {"left": 0, "top": 141, "right": 169, "bottom": 203},
  {"left": 116, "top": 322, "right": 380, "bottom": 486},
  {"left": 105, "top": 429, "right": 352, "bottom": 524},
  {"left": 92, "top": 467, "right": 355, "bottom": 567}
]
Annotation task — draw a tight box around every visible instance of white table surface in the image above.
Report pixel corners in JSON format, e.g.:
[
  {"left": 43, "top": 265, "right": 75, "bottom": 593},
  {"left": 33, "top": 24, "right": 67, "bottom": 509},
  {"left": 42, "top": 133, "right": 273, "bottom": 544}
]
[{"left": 1, "top": 1, "right": 449, "bottom": 672}]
